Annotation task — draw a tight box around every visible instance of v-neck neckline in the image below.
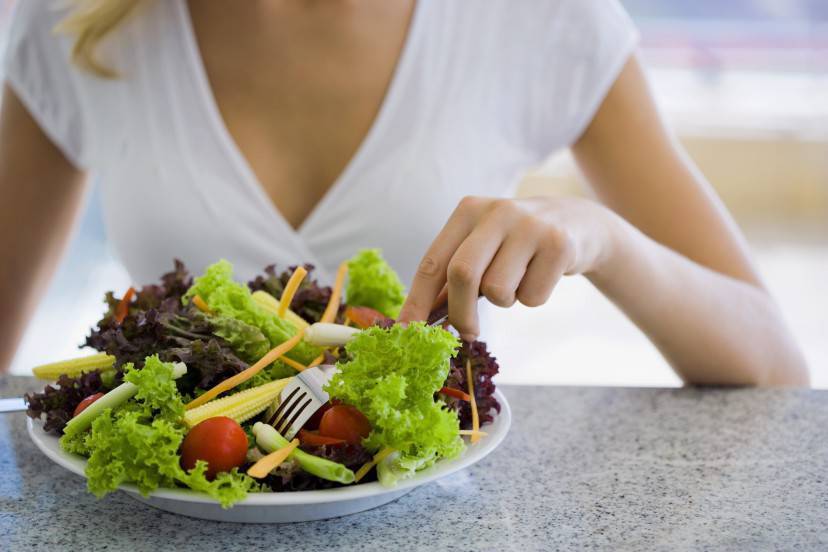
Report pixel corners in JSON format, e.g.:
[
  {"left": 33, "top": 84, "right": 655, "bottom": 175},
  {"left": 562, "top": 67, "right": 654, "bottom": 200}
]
[{"left": 176, "top": 0, "right": 425, "bottom": 239}]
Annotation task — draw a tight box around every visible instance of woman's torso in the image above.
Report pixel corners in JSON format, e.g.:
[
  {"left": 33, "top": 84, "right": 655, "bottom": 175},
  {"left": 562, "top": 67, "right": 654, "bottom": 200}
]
[{"left": 4, "top": 0, "right": 637, "bottom": 285}]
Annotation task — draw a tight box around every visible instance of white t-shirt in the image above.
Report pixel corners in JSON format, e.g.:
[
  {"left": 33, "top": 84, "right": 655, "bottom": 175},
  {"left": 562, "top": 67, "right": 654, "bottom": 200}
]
[{"left": 4, "top": 0, "right": 638, "bottom": 286}]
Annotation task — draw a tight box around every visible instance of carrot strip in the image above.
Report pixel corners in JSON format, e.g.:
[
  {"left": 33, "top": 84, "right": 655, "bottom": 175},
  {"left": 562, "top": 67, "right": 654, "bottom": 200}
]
[
  {"left": 354, "top": 447, "right": 394, "bottom": 483},
  {"left": 439, "top": 386, "right": 472, "bottom": 402},
  {"left": 343, "top": 316, "right": 353, "bottom": 327},
  {"left": 114, "top": 287, "right": 136, "bottom": 325},
  {"left": 192, "top": 294, "right": 211, "bottom": 314},
  {"left": 320, "top": 261, "right": 348, "bottom": 323},
  {"left": 185, "top": 330, "right": 305, "bottom": 410},
  {"left": 247, "top": 438, "right": 300, "bottom": 479},
  {"left": 458, "top": 429, "right": 488, "bottom": 438},
  {"left": 465, "top": 358, "right": 480, "bottom": 444},
  {"left": 307, "top": 353, "right": 325, "bottom": 368},
  {"left": 281, "top": 356, "right": 307, "bottom": 373},
  {"left": 278, "top": 266, "right": 308, "bottom": 318}
]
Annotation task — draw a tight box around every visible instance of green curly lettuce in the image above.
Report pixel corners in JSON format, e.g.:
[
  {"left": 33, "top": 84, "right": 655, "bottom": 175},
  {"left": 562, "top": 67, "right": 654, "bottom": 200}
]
[
  {"left": 123, "top": 355, "right": 184, "bottom": 420},
  {"left": 211, "top": 316, "right": 271, "bottom": 361},
  {"left": 324, "top": 323, "right": 464, "bottom": 485},
  {"left": 346, "top": 249, "right": 406, "bottom": 318},
  {"left": 183, "top": 260, "right": 318, "bottom": 367},
  {"left": 60, "top": 355, "right": 256, "bottom": 508}
]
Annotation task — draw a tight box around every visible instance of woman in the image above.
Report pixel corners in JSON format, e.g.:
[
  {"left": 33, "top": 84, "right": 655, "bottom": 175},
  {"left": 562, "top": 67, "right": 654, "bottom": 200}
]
[{"left": 0, "top": 0, "right": 808, "bottom": 384}]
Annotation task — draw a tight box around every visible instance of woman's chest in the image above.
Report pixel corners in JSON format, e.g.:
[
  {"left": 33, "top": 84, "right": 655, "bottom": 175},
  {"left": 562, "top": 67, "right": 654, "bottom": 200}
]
[{"left": 186, "top": 0, "right": 416, "bottom": 230}]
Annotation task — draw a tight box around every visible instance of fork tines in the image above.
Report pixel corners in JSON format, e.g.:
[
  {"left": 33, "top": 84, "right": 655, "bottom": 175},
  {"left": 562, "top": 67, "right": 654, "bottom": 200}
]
[{"left": 267, "top": 387, "right": 318, "bottom": 439}]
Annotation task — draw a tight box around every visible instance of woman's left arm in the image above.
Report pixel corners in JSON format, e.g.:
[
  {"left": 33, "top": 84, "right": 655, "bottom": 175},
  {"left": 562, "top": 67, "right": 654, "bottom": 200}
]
[{"left": 399, "top": 55, "right": 808, "bottom": 386}]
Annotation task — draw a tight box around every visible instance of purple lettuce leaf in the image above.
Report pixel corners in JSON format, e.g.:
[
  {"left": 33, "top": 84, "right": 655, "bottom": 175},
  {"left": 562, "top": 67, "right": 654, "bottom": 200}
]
[
  {"left": 442, "top": 340, "right": 501, "bottom": 429},
  {"left": 24, "top": 370, "right": 112, "bottom": 435}
]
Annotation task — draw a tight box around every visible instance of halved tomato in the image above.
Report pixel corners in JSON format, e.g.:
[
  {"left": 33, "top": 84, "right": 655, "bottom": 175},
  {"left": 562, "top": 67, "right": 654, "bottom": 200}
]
[
  {"left": 318, "top": 404, "right": 371, "bottom": 445},
  {"left": 344, "top": 306, "right": 389, "bottom": 329},
  {"left": 297, "top": 429, "right": 346, "bottom": 447}
]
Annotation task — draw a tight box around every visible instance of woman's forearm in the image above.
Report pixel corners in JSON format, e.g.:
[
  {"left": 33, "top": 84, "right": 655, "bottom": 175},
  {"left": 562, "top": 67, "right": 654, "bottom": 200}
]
[
  {"left": 588, "top": 214, "right": 809, "bottom": 386},
  {"left": 0, "top": 84, "right": 88, "bottom": 373}
]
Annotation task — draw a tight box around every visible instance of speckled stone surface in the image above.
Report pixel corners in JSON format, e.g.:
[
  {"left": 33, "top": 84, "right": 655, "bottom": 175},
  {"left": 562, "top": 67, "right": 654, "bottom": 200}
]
[{"left": 2, "top": 376, "right": 827, "bottom": 551}]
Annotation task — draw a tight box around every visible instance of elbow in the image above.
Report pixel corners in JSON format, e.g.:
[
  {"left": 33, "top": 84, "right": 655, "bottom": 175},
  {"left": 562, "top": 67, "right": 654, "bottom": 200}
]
[{"left": 681, "top": 351, "right": 810, "bottom": 388}]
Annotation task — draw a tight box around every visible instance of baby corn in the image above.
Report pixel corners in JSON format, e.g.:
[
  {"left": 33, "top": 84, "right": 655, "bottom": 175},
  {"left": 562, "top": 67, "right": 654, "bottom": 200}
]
[
  {"left": 32, "top": 352, "right": 115, "bottom": 380},
  {"left": 251, "top": 290, "right": 309, "bottom": 330},
  {"left": 183, "top": 378, "right": 290, "bottom": 428}
]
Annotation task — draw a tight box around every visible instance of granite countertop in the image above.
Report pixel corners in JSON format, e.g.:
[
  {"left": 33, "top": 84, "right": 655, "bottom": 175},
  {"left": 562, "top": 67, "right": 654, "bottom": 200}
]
[{"left": 1, "top": 375, "right": 827, "bottom": 551}]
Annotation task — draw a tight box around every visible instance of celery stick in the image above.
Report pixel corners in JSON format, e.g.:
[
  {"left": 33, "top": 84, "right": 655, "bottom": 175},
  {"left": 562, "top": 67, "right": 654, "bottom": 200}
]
[
  {"left": 252, "top": 422, "right": 355, "bottom": 484},
  {"left": 304, "top": 323, "right": 359, "bottom": 347},
  {"left": 63, "top": 362, "right": 187, "bottom": 437},
  {"left": 62, "top": 381, "right": 137, "bottom": 437}
]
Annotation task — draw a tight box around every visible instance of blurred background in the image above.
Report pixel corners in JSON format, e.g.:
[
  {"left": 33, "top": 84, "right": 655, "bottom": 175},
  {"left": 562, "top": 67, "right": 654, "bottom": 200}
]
[{"left": 2, "top": 0, "right": 827, "bottom": 386}]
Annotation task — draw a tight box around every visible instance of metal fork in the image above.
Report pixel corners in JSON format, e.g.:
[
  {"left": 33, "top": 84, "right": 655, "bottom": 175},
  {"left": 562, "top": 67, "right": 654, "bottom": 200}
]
[{"left": 266, "top": 364, "right": 338, "bottom": 439}]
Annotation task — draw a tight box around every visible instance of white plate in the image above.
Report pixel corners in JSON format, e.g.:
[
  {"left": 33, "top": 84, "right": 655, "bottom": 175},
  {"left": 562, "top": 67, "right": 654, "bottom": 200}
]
[{"left": 27, "top": 389, "right": 510, "bottom": 523}]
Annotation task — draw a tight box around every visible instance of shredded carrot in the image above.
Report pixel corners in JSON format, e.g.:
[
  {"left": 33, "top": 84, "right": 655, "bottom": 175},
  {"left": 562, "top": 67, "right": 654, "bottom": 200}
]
[
  {"left": 354, "top": 447, "right": 395, "bottom": 483},
  {"left": 439, "top": 386, "right": 472, "bottom": 402},
  {"left": 278, "top": 266, "right": 308, "bottom": 318},
  {"left": 185, "top": 330, "right": 305, "bottom": 410},
  {"left": 247, "top": 438, "right": 300, "bottom": 479},
  {"left": 343, "top": 316, "right": 353, "bottom": 327},
  {"left": 114, "top": 287, "right": 136, "bottom": 325},
  {"left": 281, "top": 356, "right": 307, "bottom": 373},
  {"left": 458, "top": 429, "right": 488, "bottom": 438},
  {"left": 320, "top": 261, "right": 348, "bottom": 323},
  {"left": 307, "top": 353, "right": 325, "bottom": 368},
  {"left": 465, "top": 358, "right": 480, "bottom": 443},
  {"left": 192, "top": 294, "right": 211, "bottom": 314}
]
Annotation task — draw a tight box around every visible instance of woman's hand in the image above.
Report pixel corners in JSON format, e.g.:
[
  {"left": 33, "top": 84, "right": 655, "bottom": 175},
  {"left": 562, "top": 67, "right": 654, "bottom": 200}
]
[{"left": 398, "top": 195, "right": 621, "bottom": 340}]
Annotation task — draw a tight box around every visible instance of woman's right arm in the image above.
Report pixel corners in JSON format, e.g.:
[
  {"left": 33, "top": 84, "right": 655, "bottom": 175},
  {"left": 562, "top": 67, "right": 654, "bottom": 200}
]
[{"left": 0, "top": 83, "right": 88, "bottom": 373}]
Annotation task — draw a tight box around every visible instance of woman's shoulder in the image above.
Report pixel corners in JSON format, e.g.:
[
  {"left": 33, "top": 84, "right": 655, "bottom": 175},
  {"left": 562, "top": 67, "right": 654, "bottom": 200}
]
[
  {"left": 3, "top": 1, "right": 91, "bottom": 168},
  {"left": 426, "top": 0, "right": 638, "bottom": 152},
  {"left": 4, "top": 0, "right": 73, "bottom": 53}
]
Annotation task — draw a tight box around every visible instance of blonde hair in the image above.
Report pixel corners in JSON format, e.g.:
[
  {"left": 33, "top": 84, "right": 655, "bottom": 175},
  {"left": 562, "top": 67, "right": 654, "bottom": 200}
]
[{"left": 57, "top": 0, "right": 143, "bottom": 77}]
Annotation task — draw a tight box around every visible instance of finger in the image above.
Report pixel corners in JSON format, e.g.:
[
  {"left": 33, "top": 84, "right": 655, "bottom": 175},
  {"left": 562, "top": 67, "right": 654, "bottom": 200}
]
[
  {"left": 516, "top": 236, "right": 572, "bottom": 307},
  {"left": 447, "top": 214, "right": 510, "bottom": 340},
  {"left": 425, "top": 285, "right": 449, "bottom": 325},
  {"left": 398, "top": 197, "right": 486, "bottom": 322},
  {"left": 430, "top": 286, "right": 448, "bottom": 312},
  {"left": 480, "top": 231, "right": 536, "bottom": 308}
]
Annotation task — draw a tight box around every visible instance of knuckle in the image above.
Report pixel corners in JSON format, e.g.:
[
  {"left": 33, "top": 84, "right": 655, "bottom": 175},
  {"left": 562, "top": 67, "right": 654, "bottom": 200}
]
[
  {"left": 543, "top": 226, "right": 571, "bottom": 253},
  {"left": 481, "top": 281, "right": 515, "bottom": 307},
  {"left": 517, "top": 288, "right": 549, "bottom": 308},
  {"left": 447, "top": 259, "right": 477, "bottom": 286},
  {"left": 488, "top": 199, "right": 519, "bottom": 219},
  {"left": 415, "top": 256, "right": 442, "bottom": 279},
  {"left": 516, "top": 214, "right": 546, "bottom": 236},
  {"left": 458, "top": 195, "right": 484, "bottom": 212}
]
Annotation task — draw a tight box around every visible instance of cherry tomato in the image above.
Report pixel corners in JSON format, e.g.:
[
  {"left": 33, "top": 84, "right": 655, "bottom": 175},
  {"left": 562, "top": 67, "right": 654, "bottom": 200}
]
[
  {"left": 298, "top": 429, "right": 346, "bottom": 447},
  {"left": 180, "top": 417, "right": 248, "bottom": 479},
  {"left": 73, "top": 393, "right": 105, "bottom": 417},
  {"left": 318, "top": 405, "right": 371, "bottom": 445}
]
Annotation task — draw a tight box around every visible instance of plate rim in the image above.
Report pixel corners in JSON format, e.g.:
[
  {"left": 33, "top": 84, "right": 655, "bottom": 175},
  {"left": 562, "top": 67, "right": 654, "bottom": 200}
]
[{"left": 27, "top": 388, "right": 511, "bottom": 506}]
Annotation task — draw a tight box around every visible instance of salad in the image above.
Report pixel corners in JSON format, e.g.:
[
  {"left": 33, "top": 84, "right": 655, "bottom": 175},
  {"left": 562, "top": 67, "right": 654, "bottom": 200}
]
[{"left": 24, "top": 249, "right": 500, "bottom": 508}]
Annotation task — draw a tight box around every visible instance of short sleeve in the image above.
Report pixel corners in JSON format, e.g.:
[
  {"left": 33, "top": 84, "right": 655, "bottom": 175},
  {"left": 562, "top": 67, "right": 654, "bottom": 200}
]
[
  {"left": 2, "top": 0, "right": 90, "bottom": 169},
  {"left": 530, "top": 0, "right": 640, "bottom": 152}
]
